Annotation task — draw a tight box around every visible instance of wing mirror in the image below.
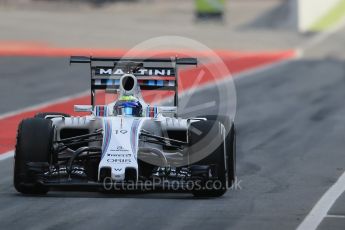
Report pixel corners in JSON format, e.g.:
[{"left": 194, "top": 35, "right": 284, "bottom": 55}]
[
  {"left": 74, "top": 105, "right": 93, "bottom": 113},
  {"left": 157, "top": 106, "right": 177, "bottom": 117}
]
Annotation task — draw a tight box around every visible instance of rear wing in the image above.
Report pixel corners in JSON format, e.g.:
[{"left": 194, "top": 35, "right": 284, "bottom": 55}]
[{"left": 70, "top": 56, "right": 198, "bottom": 107}]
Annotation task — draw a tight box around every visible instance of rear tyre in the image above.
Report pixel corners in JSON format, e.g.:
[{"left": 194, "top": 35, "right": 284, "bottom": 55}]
[
  {"left": 14, "top": 118, "right": 54, "bottom": 195},
  {"left": 35, "top": 112, "right": 70, "bottom": 119},
  {"left": 189, "top": 120, "right": 227, "bottom": 197}
]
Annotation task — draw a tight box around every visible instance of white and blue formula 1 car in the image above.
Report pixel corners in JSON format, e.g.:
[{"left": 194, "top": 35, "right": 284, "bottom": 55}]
[{"left": 13, "top": 56, "right": 236, "bottom": 197}]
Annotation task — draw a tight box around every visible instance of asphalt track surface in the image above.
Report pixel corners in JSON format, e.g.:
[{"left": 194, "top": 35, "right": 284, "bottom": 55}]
[{"left": 0, "top": 47, "right": 345, "bottom": 229}]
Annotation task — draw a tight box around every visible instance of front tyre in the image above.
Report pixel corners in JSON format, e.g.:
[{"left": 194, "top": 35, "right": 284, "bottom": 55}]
[
  {"left": 196, "top": 115, "right": 236, "bottom": 186},
  {"left": 189, "top": 120, "right": 227, "bottom": 197},
  {"left": 14, "top": 118, "right": 54, "bottom": 195}
]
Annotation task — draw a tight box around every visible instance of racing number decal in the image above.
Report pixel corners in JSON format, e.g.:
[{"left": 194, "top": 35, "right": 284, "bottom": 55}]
[{"left": 114, "top": 130, "right": 128, "bottom": 134}]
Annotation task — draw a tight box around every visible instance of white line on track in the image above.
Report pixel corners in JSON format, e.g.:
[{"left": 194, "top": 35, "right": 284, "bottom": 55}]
[
  {"left": 296, "top": 171, "right": 345, "bottom": 229},
  {"left": 0, "top": 90, "right": 89, "bottom": 120},
  {"left": 326, "top": 215, "right": 345, "bottom": 219},
  {"left": 235, "top": 51, "right": 303, "bottom": 81},
  {"left": 0, "top": 151, "right": 14, "bottom": 161}
]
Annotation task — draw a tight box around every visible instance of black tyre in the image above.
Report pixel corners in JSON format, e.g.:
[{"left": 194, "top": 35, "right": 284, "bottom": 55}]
[
  {"left": 228, "top": 123, "right": 236, "bottom": 187},
  {"left": 189, "top": 120, "right": 227, "bottom": 197},
  {"left": 35, "top": 112, "right": 70, "bottom": 119},
  {"left": 14, "top": 118, "right": 54, "bottom": 195},
  {"left": 197, "top": 115, "right": 236, "bottom": 187}
]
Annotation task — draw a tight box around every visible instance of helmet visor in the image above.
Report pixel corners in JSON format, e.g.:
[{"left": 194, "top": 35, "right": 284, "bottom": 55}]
[{"left": 114, "top": 101, "right": 142, "bottom": 117}]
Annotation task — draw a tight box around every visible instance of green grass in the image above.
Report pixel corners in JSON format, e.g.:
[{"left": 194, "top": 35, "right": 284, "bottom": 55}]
[
  {"left": 195, "top": 0, "right": 225, "bottom": 13},
  {"left": 310, "top": 0, "right": 345, "bottom": 31}
]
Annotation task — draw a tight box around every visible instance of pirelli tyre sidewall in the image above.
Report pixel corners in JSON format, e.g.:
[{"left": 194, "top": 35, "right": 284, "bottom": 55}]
[
  {"left": 14, "top": 118, "right": 54, "bottom": 195},
  {"left": 189, "top": 120, "right": 227, "bottom": 197}
]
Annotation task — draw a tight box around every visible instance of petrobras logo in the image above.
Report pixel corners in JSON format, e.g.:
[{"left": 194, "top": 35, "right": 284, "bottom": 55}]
[
  {"left": 107, "top": 153, "right": 132, "bottom": 157},
  {"left": 107, "top": 159, "right": 131, "bottom": 163},
  {"left": 97, "top": 68, "right": 175, "bottom": 76}
]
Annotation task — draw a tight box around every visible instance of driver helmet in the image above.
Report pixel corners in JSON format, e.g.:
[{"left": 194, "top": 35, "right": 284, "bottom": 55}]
[{"left": 114, "top": 95, "right": 142, "bottom": 117}]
